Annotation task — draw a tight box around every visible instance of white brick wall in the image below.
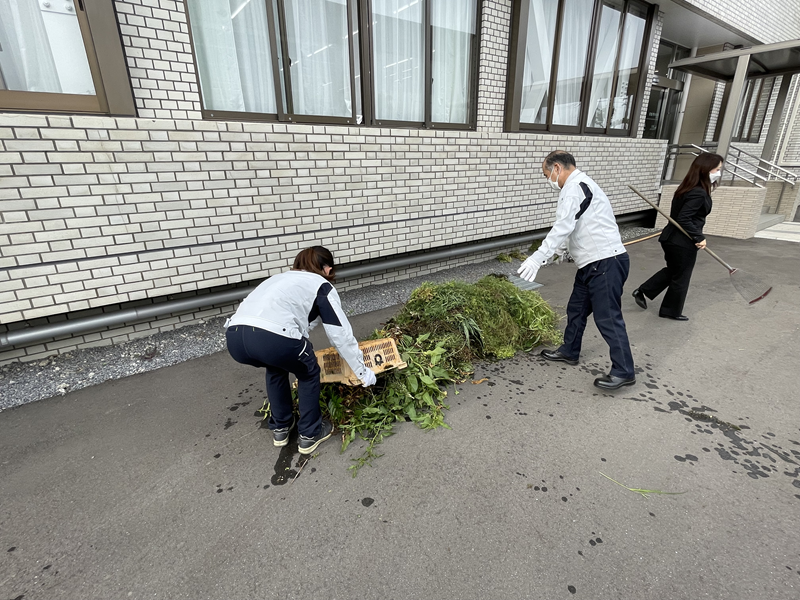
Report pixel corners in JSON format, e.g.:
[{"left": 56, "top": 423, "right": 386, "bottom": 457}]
[
  {"left": 781, "top": 77, "right": 800, "bottom": 166},
  {"left": 658, "top": 183, "right": 764, "bottom": 239},
  {"left": 114, "top": 0, "right": 202, "bottom": 121},
  {"left": 21, "top": 0, "right": 791, "bottom": 364},
  {"left": 684, "top": 0, "right": 800, "bottom": 44},
  {"left": 477, "top": 0, "right": 512, "bottom": 132},
  {"left": 0, "top": 112, "right": 667, "bottom": 327}
]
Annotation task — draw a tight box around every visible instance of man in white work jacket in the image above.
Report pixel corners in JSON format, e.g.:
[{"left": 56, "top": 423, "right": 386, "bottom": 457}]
[{"left": 518, "top": 150, "right": 635, "bottom": 390}]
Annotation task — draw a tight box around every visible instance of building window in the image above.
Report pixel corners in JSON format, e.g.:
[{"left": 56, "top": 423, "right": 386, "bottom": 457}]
[
  {"left": 507, "top": 0, "right": 654, "bottom": 136},
  {"left": 0, "top": 0, "right": 134, "bottom": 115},
  {"left": 732, "top": 76, "right": 776, "bottom": 144},
  {"left": 186, "top": 0, "right": 480, "bottom": 128}
]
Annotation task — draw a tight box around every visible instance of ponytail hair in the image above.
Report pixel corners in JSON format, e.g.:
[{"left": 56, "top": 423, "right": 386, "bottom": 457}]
[{"left": 292, "top": 246, "right": 335, "bottom": 282}]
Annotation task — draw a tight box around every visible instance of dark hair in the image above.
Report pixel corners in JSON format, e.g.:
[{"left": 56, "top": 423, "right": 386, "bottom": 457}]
[
  {"left": 543, "top": 150, "right": 577, "bottom": 171},
  {"left": 292, "top": 246, "right": 335, "bottom": 281},
  {"left": 675, "top": 152, "right": 724, "bottom": 198}
]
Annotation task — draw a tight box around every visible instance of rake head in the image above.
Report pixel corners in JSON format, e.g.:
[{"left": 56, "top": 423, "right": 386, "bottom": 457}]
[{"left": 730, "top": 269, "right": 773, "bottom": 304}]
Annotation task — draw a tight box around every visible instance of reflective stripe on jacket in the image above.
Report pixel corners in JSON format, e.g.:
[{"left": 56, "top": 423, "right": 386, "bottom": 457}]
[{"left": 226, "top": 270, "right": 368, "bottom": 379}]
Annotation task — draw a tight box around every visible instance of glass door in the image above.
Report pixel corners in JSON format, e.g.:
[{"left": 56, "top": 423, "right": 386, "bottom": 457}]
[{"left": 642, "top": 39, "right": 688, "bottom": 141}]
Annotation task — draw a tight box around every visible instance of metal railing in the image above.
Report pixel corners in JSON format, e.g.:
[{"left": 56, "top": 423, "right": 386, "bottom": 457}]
[
  {"left": 663, "top": 143, "right": 798, "bottom": 190},
  {"left": 727, "top": 146, "right": 798, "bottom": 186}
]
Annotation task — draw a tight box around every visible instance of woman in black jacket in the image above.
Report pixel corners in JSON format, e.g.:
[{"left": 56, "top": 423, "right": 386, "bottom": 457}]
[{"left": 632, "top": 152, "right": 724, "bottom": 321}]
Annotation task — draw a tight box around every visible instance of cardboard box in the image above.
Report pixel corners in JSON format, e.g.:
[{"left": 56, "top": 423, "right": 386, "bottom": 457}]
[{"left": 316, "top": 338, "right": 408, "bottom": 385}]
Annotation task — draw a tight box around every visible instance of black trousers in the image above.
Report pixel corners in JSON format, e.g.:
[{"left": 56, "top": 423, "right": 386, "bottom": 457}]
[
  {"left": 226, "top": 325, "right": 322, "bottom": 438},
  {"left": 558, "top": 253, "right": 635, "bottom": 379},
  {"left": 637, "top": 241, "right": 698, "bottom": 318}
]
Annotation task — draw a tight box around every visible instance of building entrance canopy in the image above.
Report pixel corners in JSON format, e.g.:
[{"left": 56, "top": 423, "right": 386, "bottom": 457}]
[{"left": 669, "top": 39, "right": 800, "bottom": 159}]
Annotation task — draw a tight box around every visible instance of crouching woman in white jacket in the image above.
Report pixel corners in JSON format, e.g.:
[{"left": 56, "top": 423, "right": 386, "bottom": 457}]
[{"left": 226, "top": 246, "right": 376, "bottom": 455}]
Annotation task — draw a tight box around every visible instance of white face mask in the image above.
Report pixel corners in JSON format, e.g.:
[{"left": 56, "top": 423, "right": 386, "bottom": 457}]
[
  {"left": 709, "top": 171, "right": 722, "bottom": 184},
  {"left": 547, "top": 167, "right": 562, "bottom": 191}
]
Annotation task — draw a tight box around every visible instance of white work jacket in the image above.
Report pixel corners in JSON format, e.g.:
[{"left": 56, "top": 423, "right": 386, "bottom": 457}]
[
  {"left": 530, "top": 169, "right": 626, "bottom": 269},
  {"left": 226, "top": 270, "right": 369, "bottom": 380}
]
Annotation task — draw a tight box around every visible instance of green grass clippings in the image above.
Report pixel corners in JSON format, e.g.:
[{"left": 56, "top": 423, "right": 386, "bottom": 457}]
[{"left": 258, "top": 275, "right": 562, "bottom": 475}]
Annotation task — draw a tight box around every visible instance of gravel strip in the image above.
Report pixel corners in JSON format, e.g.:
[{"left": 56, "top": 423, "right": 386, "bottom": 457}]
[{"left": 0, "top": 225, "right": 657, "bottom": 411}]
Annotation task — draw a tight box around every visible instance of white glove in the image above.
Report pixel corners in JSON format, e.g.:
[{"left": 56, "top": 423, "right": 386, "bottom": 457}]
[
  {"left": 361, "top": 368, "right": 377, "bottom": 387},
  {"left": 517, "top": 256, "right": 541, "bottom": 282}
]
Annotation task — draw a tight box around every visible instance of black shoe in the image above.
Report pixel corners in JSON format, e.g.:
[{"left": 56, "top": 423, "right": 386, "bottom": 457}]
[
  {"left": 540, "top": 349, "right": 578, "bottom": 365},
  {"left": 298, "top": 419, "right": 334, "bottom": 455},
  {"left": 632, "top": 289, "right": 647, "bottom": 310},
  {"left": 594, "top": 374, "right": 636, "bottom": 390},
  {"left": 271, "top": 416, "right": 295, "bottom": 447},
  {"left": 659, "top": 313, "right": 689, "bottom": 321}
]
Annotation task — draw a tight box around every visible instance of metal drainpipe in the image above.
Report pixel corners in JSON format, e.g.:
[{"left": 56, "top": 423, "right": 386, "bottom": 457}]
[{"left": 0, "top": 214, "right": 646, "bottom": 349}]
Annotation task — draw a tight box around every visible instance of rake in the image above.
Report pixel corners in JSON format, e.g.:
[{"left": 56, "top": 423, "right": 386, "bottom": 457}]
[{"left": 628, "top": 185, "right": 773, "bottom": 305}]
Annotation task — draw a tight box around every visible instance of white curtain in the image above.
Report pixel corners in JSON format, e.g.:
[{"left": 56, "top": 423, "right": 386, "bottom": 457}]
[
  {"left": 552, "top": 0, "right": 593, "bottom": 126},
  {"left": 0, "top": 0, "right": 66, "bottom": 93},
  {"left": 585, "top": 2, "right": 622, "bottom": 129},
  {"left": 431, "top": 0, "right": 476, "bottom": 124},
  {"left": 519, "top": 0, "right": 557, "bottom": 125},
  {"left": 188, "top": 0, "right": 277, "bottom": 114},
  {"left": 372, "top": 0, "right": 424, "bottom": 122},
  {"left": 610, "top": 8, "right": 646, "bottom": 129},
  {"left": 284, "top": 0, "right": 352, "bottom": 118}
]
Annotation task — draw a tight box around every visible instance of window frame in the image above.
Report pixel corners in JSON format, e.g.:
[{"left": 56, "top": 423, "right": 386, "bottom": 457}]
[
  {"left": 185, "top": 0, "right": 482, "bottom": 130},
  {"left": 505, "top": 0, "right": 656, "bottom": 137},
  {"left": 0, "top": 0, "right": 135, "bottom": 115}
]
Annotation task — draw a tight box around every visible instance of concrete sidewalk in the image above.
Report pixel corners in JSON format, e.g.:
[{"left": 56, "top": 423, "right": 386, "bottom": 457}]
[
  {"left": 1, "top": 235, "right": 799, "bottom": 600},
  {"left": 755, "top": 220, "right": 800, "bottom": 243}
]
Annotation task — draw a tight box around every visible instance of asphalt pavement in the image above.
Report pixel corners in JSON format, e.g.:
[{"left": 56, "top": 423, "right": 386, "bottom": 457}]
[{"left": 1, "top": 234, "right": 799, "bottom": 600}]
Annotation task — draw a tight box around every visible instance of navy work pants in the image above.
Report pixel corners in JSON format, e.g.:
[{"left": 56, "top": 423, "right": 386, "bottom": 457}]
[
  {"left": 226, "top": 325, "right": 322, "bottom": 438},
  {"left": 558, "top": 253, "right": 635, "bottom": 379}
]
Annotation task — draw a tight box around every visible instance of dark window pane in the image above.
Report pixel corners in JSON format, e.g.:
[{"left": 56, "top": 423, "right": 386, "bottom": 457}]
[
  {"left": 654, "top": 40, "right": 673, "bottom": 77},
  {"left": 749, "top": 77, "right": 774, "bottom": 142},
  {"left": 739, "top": 78, "right": 761, "bottom": 140}
]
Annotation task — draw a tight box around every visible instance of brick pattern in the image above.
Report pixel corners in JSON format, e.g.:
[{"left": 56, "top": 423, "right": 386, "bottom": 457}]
[
  {"left": 114, "top": 0, "right": 202, "bottom": 120},
  {"left": 781, "top": 77, "right": 800, "bottom": 166},
  {"left": 20, "top": 0, "right": 789, "bottom": 366},
  {"left": 476, "top": 0, "right": 512, "bottom": 132},
  {"left": 704, "top": 81, "right": 726, "bottom": 145},
  {"left": 0, "top": 239, "right": 532, "bottom": 365},
  {"left": 0, "top": 111, "right": 667, "bottom": 326},
  {"left": 684, "top": 0, "right": 800, "bottom": 44},
  {"left": 761, "top": 180, "right": 800, "bottom": 220},
  {"left": 658, "top": 183, "right": 764, "bottom": 239},
  {"left": 774, "top": 75, "right": 799, "bottom": 164}
]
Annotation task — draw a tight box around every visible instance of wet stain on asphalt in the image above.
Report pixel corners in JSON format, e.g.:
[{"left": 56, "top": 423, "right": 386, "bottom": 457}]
[{"left": 271, "top": 433, "right": 299, "bottom": 486}]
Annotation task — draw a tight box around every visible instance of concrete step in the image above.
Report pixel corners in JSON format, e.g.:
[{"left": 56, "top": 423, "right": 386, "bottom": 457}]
[{"left": 757, "top": 213, "right": 785, "bottom": 231}]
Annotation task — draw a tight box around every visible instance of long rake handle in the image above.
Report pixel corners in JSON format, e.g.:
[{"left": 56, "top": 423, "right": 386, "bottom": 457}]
[{"left": 627, "top": 185, "right": 735, "bottom": 273}]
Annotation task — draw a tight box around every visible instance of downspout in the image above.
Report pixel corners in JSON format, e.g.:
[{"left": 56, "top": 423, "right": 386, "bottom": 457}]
[{"left": 0, "top": 213, "right": 647, "bottom": 349}]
